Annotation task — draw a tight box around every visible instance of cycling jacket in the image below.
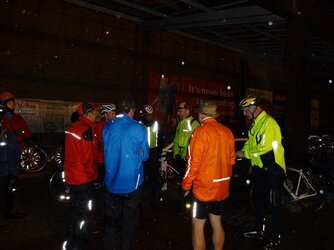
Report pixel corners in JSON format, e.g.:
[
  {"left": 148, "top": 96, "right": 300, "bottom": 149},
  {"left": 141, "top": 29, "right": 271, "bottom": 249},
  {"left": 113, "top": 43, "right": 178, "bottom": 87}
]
[
  {"left": 182, "top": 117, "right": 235, "bottom": 202},
  {"left": 2, "top": 112, "right": 31, "bottom": 148},
  {"left": 173, "top": 116, "right": 199, "bottom": 160},
  {"left": 0, "top": 128, "right": 20, "bottom": 176},
  {"left": 242, "top": 111, "right": 286, "bottom": 172},
  {"left": 139, "top": 118, "right": 159, "bottom": 149},
  {"left": 64, "top": 117, "right": 99, "bottom": 185},
  {"left": 103, "top": 114, "right": 149, "bottom": 194}
]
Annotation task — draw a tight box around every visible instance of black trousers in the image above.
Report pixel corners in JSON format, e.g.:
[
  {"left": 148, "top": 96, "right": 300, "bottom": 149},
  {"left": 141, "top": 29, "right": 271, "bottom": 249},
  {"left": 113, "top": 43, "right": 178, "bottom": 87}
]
[
  {"left": 143, "top": 147, "right": 160, "bottom": 201},
  {"left": 67, "top": 181, "right": 95, "bottom": 249},
  {"left": 0, "top": 175, "right": 17, "bottom": 217},
  {"left": 103, "top": 185, "right": 143, "bottom": 250},
  {"left": 175, "top": 154, "right": 186, "bottom": 181},
  {"left": 252, "top": 165, "right": 284, "bottom": 238}
]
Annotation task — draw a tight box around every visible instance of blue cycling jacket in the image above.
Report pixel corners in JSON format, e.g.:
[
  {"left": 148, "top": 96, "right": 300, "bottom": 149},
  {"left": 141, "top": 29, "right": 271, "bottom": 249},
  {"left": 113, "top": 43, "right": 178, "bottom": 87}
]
[{"left": 103, "top": 114, "right": 149, "bottom": 194}]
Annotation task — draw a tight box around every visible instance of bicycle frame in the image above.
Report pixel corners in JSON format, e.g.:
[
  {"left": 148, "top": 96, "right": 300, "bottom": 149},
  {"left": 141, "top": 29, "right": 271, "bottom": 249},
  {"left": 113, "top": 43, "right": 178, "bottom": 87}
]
[
  {"left": 284, "top": 167, "right": 317, "bottom": 201},
  {"left": 159, "top": 151, "right": 179, "bottom": 191}
]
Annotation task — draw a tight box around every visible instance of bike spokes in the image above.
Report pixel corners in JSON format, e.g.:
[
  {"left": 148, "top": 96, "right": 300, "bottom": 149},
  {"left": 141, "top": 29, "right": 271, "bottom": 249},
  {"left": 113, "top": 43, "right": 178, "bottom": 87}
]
[{"left": 20, "top": 146, "right": 47, "bottom": 172}]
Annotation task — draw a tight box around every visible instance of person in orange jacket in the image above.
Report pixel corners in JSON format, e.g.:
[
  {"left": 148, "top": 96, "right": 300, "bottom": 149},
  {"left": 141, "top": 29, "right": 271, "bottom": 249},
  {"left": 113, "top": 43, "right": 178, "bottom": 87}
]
[
  {"left": 182, "top": 100, "right": 235, "bottom": 250},
  {"left": 0, "top": 91, "right": 31, "bottom": 148}
]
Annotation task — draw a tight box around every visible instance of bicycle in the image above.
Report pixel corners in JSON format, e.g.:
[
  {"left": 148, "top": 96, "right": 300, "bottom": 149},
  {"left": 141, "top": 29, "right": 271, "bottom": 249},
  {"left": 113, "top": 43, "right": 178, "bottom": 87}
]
[
  {"left": 249, "top": 166, "right": 328, "bottom": 213},
  {"left": 159, "top": 143, "right": 179, "bottom": 192},
  {"left": 20, "top": 145, "right": 63, "bottom": 172},
  {"left": 48, "top": 166, "right": 105, "bottom": 204},
  {"left": 48, "top": 167, "right": 71, "bottom": 203}
]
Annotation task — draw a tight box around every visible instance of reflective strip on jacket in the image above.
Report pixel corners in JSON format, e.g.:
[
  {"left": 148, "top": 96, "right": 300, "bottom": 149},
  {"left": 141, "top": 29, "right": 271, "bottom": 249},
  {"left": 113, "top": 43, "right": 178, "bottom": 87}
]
[
  {"left": 139, "top": 120, "right": 159, "bottom": 149},
  {"left": 242, "top": 111, "right": 286, "bottom": 172},
  {"left": 103, "top": 114, "right": 150, "bottom": 194},
  {"left": 172, "top": 116, "right": 199, "bottom": 160},
  {"left": 64, "top": 117, "right": 99, "bottom": 185},
  {"left": 182, "top": 117, "right": 235, "bottom": 202}
]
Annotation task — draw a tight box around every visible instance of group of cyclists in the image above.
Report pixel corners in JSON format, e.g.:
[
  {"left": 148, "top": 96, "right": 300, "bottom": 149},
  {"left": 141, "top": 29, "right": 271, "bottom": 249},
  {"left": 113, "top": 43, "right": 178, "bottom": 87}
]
[{"left": 0, "top": 90, "right": 287, "bottom": 250}]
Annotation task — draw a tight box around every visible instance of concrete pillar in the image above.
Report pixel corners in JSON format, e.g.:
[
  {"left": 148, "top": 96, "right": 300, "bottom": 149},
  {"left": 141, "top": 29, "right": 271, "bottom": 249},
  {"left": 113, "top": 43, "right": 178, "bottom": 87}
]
[{"left": 285, "top": 16, "right": 311, "bottom": 161}]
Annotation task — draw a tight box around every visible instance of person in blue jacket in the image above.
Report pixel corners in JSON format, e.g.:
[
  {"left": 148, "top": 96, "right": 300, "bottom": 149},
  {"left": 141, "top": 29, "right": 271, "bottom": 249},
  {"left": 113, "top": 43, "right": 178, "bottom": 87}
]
[
  {"left": 0, "top": 104, "right": 26, "bottom": 219},
  {"left": 102, "top": 98, "right": 149, "bottom": 250}
]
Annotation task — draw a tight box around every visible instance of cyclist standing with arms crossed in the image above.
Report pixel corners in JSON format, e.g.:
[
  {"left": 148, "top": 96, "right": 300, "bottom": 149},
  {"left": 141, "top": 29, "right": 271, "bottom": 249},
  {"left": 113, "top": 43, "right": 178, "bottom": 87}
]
[
  {"left": 0, "top": 91, "right": 31, "bottom": 148},
  {"left": 235, "top": 95, "right": 286, "bottom": 250},
  {"left": 0, "top": 104, "right": 27, "bottom": 219}
]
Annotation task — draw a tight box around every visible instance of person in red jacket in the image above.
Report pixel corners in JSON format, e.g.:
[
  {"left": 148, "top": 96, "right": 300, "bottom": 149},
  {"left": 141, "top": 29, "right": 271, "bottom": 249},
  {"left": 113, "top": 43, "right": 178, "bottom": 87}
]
[
  {"left": 63, "top": 102, "right": 99, "bottom": 250},
  {"left": 0, "top": 92, "right": 31, "bottom": 148},
  {"left": 182, "top": 100, "right": 235, "bottom": 250}
]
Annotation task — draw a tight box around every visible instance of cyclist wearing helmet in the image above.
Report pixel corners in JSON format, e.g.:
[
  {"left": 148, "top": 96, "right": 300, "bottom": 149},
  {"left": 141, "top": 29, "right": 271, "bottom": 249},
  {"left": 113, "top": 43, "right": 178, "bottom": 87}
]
[
  {"left": 236, "top": 95, "right": 286, "bottom": 250},
  {"left": 139, "top": 104, "right": 161, "bottom": 207},
  {"left": 0, "top": 104, "right": 26, "bottom": 219},
  {"left": 63, "top": 102, "right": 99, "bottom": 249},
  {"left": 96, "top": 103, "right": 117, "bottom": 182},
  {"left": 0, "top": 91, "right": 31, "bottom": 148},
  {"left": 100, "top": 103, "right": 117, "bottom": 122}
]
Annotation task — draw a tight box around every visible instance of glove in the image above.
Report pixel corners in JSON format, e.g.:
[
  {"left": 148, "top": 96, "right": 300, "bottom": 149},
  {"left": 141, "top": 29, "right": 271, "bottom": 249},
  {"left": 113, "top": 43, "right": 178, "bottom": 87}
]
[{"left": 82, "top": 128, "right": 93, "bottom": 141}]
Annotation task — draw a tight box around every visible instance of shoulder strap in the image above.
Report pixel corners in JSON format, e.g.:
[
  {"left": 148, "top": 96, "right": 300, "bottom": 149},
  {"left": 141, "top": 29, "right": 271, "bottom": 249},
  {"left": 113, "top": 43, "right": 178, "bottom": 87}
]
[{"left": 190, "top": 118, "right": 198, "bottom": 126}]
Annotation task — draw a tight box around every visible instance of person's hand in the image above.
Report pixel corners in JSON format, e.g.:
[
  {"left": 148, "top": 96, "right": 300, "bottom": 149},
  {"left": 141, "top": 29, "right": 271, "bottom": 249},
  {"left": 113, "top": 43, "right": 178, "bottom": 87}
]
[
  {"left": 235, "top": 150, "right": 244, "bottom": 159},
  {"left": 15, "top": 129, "right": 25, "bottom": 135},
  {"left": 183, "top": 190, "right": 191, "bottom": 197},
  {"left": 180, "top": 189, "right": 191, "bottom": 197}
]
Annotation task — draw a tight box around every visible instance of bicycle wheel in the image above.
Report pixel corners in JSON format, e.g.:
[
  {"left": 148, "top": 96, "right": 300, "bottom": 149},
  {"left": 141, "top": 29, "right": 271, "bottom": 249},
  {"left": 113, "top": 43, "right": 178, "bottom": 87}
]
[
  {"left": 49, "top": 168, "right": 71, "bottom": 203},
  {"left": 299, "top": 172, "right": 328, "bottom": 213},
  {"left": 249, "top": 185, "right": 276, "bottom": 216},
  {"left": 20, "top": 146, "right": 47, "bottom": 172}
]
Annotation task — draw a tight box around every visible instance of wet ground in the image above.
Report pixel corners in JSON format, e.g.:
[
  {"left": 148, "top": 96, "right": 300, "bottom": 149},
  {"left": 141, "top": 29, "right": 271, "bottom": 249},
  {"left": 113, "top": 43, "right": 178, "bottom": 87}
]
[{"left": 1, "top": 165, "right": 334, "bottom": 250}]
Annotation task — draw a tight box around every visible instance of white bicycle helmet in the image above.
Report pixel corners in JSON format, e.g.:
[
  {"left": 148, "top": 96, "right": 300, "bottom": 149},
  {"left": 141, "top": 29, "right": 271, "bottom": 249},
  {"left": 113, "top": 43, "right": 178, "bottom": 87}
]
[
  {"left": 100, "top": 103, "right": 116, "bottom": 114},
  {"left": 140, "top": 104, "right": 153, "bottom": 116}
]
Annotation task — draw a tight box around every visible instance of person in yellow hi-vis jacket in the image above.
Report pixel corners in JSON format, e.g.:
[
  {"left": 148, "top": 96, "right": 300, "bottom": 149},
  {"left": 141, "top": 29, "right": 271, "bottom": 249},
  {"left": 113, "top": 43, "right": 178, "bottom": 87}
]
[
  {"left": 139, "top": 104, "right": 162, "bottom": 208},
  {"left": 236, "top": 95, "right": 286, "bottom": 250},
  {"left": 172, "top": 102, "right": 199, "bottom": 181}
]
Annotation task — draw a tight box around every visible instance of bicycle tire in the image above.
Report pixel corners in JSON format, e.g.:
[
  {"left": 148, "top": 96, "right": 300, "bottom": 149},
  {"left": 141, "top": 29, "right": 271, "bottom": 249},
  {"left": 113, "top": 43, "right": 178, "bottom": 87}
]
[
  {"left": 299, "top": 173, "right": 328, "bottom": 213},
  {"left": 20, "top": 146, "right": 47, "bottom": 172},
  {"left": 249, "top": 185, "right": 277, "bottom": 217},
  {"left": 49, "top": 168, "right": 71, "bottom": 203}
]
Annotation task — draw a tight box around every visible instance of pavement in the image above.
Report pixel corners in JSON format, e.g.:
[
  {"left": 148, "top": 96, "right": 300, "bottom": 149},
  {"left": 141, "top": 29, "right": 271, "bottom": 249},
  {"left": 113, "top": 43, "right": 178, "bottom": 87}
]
[{"left": 1, "top": 165, "right": 334, "bottom": 250}]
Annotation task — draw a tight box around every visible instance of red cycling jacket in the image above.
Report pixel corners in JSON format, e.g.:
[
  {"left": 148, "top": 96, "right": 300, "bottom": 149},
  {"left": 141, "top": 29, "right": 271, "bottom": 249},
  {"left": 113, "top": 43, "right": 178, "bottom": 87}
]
[
  {"left": 2, "top": 113, "right": 31, "bottom": 148},
  {"left": 64, "top": 116, "right": 99, "bottom": 185},
  {"left": 95, "top": 118, "right": 106, "bottom": 164}
]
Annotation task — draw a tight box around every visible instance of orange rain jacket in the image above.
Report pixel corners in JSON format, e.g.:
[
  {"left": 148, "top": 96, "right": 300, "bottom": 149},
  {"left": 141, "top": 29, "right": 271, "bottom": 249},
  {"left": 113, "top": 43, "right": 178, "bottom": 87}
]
[{"left": 182, "top": 117, "right": 235, "bottom": 202}]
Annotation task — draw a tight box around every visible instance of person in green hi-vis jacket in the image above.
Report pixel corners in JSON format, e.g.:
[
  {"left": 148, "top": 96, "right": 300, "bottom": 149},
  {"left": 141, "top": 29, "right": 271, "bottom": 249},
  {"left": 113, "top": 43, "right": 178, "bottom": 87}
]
[
  {"left": 236, "top": 95, "right": 286, "bottom": 250},
  {"left": 172, "top": 102, "right": 200, "bottom": 181}
]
